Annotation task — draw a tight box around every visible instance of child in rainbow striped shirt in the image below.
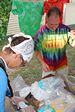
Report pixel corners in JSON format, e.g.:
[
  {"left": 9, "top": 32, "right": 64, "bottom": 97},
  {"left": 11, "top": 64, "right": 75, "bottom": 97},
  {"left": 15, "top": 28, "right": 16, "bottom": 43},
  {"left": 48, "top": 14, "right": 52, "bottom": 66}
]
[{"left": 34, "top": 7, "right": 75, "bottom": 79}]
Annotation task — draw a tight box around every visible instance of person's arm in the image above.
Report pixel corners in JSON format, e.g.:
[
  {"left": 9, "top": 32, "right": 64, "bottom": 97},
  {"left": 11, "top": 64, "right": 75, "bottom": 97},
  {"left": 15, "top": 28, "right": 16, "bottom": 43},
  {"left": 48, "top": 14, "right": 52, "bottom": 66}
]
[
  {"left": 0, "top": 68, "right": 7, "bottom": 112},
  {"left": 34, "top": 26, "right": 50, "bottom": 72},
  {"left": 68, "top": 30, "right": 75, "bottom": 47},
  {"left": 35, "top": 51, "right": 50, "bottom": 72},
  {"left": 35, "top": 51, "right": 44, "bottom": 65}
]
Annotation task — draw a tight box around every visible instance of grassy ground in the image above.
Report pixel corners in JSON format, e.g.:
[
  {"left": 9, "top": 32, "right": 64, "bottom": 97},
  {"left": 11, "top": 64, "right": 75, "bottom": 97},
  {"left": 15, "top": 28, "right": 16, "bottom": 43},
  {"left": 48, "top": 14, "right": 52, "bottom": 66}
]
[
  {"left": 0, "top": 40, "right": 75, "bottom": 85},
  {"left": 9, "top": 54, "right": 42, "bottom": 85},
  {"left": 67, "top": 45, "right": 75, "bottom": 76}
]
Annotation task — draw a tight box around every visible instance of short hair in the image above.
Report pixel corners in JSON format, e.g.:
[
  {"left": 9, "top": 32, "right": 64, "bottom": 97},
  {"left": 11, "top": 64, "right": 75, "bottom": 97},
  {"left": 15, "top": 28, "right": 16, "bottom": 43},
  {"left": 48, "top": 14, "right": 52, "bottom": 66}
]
[
  {"left": 47, "top": 7, "right": 61, "bottom": 18},
  {"left": 11, "top": 36, "right": 29, "bottom": 46},
  {"left": 4, "top": 47, "right": 15, "bottom": 54}
]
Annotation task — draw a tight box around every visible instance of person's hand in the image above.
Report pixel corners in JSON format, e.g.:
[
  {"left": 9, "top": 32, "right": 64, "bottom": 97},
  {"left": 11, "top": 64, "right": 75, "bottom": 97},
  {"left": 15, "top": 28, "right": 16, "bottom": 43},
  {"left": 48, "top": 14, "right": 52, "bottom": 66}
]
[
  {"left": 71, "top": 30, "right": 75, "bottom": 34},
  {"left": 69, "top": 30, "right": 75, "bottom": 39},
  {"left": 10, "top": 95, "right": 26, "bottom": 107},
  {"left": 42, "top": 62, "right": 50, "bottom": 72}
]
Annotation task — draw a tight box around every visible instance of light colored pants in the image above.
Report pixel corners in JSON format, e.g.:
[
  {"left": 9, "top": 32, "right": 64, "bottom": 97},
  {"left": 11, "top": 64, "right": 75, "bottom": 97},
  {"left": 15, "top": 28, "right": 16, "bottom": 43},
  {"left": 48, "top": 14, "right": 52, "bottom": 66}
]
[{"left": 42, "top": 66, "right": 68, "bottom": 80}]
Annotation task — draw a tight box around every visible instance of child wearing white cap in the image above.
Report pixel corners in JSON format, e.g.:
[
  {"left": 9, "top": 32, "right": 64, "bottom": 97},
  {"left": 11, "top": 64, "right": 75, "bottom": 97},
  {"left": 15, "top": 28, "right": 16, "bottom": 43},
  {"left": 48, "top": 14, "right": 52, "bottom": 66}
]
[{"left": 0, "top": 32, "right": 34, "bottom": 112}]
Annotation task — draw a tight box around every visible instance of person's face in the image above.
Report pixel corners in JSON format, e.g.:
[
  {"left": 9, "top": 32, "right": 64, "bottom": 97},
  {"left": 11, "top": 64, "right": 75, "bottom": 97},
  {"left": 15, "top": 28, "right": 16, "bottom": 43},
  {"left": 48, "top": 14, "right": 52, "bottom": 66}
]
[
  {"left": 8, "top": 53, "right": 26, "bottom": 68},
  {"left": 46, "top": 12, "right": 60, "bottom": 30}
]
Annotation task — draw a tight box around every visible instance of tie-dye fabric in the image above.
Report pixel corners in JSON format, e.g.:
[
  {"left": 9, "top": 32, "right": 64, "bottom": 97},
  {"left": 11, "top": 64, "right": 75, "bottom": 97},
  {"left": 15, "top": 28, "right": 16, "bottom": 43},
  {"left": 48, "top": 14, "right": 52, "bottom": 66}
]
[{"left": 34, "top": 24, "right": 71, "bottom": 71}]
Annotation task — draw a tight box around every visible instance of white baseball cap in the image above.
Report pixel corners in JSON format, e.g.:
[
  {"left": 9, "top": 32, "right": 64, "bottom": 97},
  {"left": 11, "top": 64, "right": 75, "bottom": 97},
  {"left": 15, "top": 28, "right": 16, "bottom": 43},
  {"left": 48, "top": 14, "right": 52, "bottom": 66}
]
[{"left": 3, "top": 32, "right": 34, "bottom": 62}]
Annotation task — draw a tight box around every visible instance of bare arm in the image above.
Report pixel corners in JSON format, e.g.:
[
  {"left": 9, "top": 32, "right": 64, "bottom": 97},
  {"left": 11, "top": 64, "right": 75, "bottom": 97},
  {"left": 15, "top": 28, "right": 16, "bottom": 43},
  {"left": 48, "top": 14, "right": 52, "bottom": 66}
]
[{"left": 35, "top": 51, "right": 50, "bottom": 72}]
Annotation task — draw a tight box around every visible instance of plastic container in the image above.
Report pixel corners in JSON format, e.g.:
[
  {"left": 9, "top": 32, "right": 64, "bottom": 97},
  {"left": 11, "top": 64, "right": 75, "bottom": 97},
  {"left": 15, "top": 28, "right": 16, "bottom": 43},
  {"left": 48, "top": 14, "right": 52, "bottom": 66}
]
[
  {"left": 19, "top": 87, "right": 30, "bottom": 98},
  {"left": 66, "top": 76, "right": 75, "bottom": 94},
  {"left": 31, "top": 77, "right": 64, "bottom": 101},
  {"left": 64, "top": 104, "right": 75, "bottom": 112},
  {"left": 11, "top": 75, "right": 30, "bottom": 93},
  {"left": 38, "top": 104, "right": 55, "bottom": 112}
]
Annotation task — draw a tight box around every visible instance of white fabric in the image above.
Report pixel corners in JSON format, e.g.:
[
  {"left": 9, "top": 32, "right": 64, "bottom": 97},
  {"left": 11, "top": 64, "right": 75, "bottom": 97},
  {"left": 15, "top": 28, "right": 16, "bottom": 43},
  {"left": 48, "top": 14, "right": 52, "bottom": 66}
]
[
  {"left": 70, "top": 0, "right": 75, "bottom": 3},
  {"left": 63, "top": 3, "right": 75, "bottom": 25},
  {"left": 3, "top": 33, "right": 34, "bottom": 62},
  {"left": 11, "top": 34, "right": 34, "bottom": 62}
]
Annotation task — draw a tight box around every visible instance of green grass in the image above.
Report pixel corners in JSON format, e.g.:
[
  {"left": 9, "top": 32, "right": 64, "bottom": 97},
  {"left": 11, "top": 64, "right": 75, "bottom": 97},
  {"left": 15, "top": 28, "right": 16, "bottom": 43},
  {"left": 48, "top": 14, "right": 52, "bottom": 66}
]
[
  {"left": 0, "top": 40, "right": 75, "bottom": 85},
  {"left": 67, "top": 45, "right": 75, "bottom": 76}
]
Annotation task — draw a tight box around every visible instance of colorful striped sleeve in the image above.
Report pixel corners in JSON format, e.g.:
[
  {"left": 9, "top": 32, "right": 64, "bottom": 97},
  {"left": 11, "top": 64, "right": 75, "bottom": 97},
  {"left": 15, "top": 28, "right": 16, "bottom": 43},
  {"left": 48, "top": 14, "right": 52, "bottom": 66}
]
[{"left": 34, "top": 27, "right": 44, "bottom": 52}]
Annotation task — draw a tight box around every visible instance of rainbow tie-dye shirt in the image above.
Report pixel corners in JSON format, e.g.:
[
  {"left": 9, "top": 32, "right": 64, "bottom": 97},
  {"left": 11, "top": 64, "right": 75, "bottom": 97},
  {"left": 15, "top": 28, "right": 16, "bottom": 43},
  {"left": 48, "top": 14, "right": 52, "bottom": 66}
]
[{"left": 34, "top": 24, "right": 72, "bottom": 71}]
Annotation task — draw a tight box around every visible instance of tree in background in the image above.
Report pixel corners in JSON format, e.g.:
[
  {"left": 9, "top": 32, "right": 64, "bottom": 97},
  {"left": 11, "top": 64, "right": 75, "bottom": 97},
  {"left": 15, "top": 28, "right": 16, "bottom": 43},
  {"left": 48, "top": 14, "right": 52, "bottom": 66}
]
[{"left": 0, "top": 0, "right": 12, "bottom": 41}]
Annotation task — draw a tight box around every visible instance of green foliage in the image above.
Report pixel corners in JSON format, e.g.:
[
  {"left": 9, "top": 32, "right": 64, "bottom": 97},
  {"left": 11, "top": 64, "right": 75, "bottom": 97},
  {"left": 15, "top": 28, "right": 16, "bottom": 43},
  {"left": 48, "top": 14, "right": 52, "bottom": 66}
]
[{"left": 0, "top": 0, "right": 12, "bottom": 41}]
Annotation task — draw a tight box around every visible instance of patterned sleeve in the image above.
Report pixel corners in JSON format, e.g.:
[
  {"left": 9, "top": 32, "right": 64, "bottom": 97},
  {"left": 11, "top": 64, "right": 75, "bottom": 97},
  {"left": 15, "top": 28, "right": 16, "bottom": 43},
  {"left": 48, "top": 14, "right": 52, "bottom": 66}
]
[
  {"left": 68, "top": 32, "right": 75, "bottom": 47},
  {"left": 34, "top": 29, "right": 43, "bottom": 52}
]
